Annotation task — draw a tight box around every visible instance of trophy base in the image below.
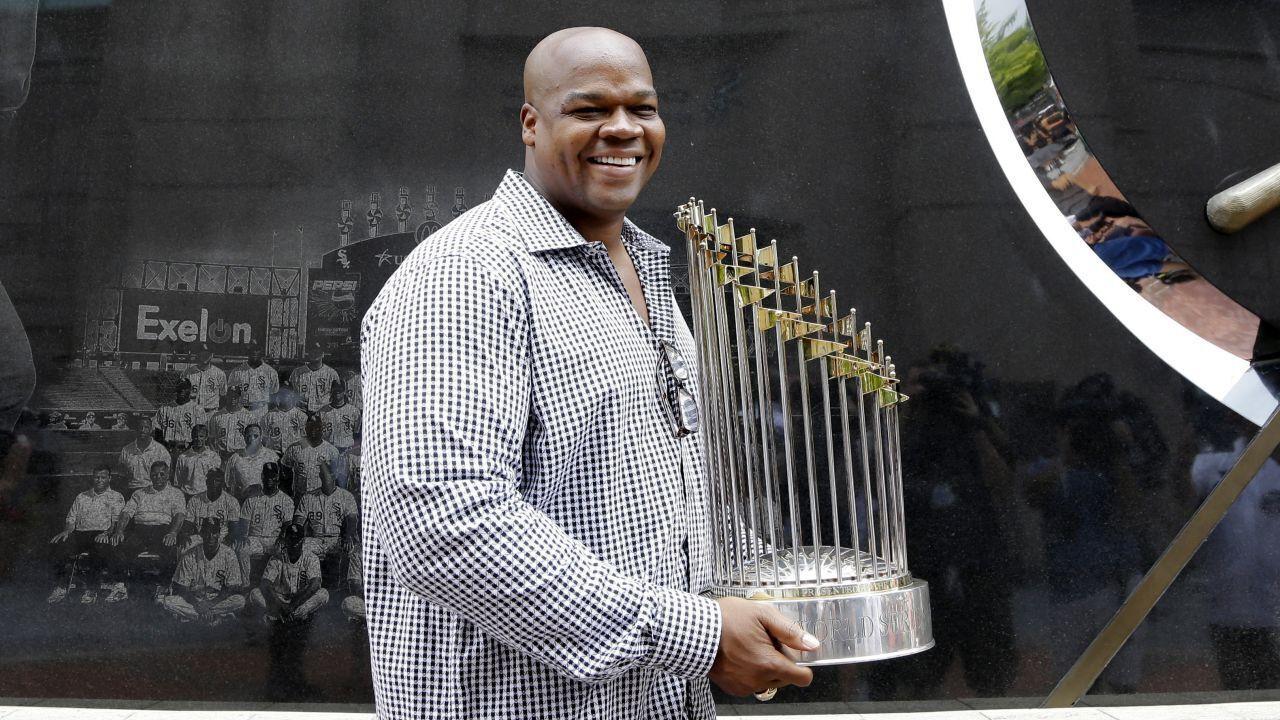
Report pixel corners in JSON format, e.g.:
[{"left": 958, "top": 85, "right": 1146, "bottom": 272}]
[{"left": 758, "top": 579, "right": 933, "bottom": 666}]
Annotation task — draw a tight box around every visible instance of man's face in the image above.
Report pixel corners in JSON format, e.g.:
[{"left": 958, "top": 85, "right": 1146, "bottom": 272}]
[
  {"left": 244, "top": 424, "right": 262, "bottom": 447},
  {"left": 138, "top": 419, "right": 154, "bottom": 440},
  {"left": 285, "top": 540, "right": 304, "bottom": 563},
  {"left": 150, "top": 462, "right": 169, "bottom": 489},
  {"left": 522, "top": 37, "right": 665, "bottom": 227},
  {"left": 92, "top": 469, "right": 111, "bottom": 493},
  {"left": 176, "top": 384, "right": 191, "bottom": 404},
  {"left": 248, "top": 348, "right": 263, "bottom": 367},
  {"left": 206, "top": 472, "right": 224, "bottom": 499},
  {"left": 331, "top": 387, "right": 347, "bottom": 408},
  {"left": 263, "top": 470, "right": 280, "bottom": 495},
  {"left": 191, "top": 424, "right": 208, "bottom": 449},
  {"left": 202, "top": 525, "right": 221, "bottom": 554},
  {"left": 305, "top": 418, "right": 323, "bottom": 443},
  {"left": 198, "top": 350, "right": 213, "bottom": 366}
]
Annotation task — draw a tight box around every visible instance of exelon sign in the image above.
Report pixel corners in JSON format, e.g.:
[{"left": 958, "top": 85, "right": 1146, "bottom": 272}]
[{"left": 135, "top": 305, "right": 252, "bottom": 344}]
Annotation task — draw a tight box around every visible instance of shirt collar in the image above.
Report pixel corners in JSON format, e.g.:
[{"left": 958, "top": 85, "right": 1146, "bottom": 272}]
[{"left": 494, "top": 170, "right": 671, "bottom": 257}]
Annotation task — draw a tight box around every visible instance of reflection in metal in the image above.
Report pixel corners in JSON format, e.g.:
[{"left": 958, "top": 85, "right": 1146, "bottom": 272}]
[
  {"left": 1044, "top": 406, "right": 1280, "bottom": 707},
  {"left": 1207, "top": 161, "right": 1280, "bottom": 234},
  {"left": 941, "top": 0, "right": 1277, "bottom": 426},
  {"left": 677, "top": 200, "right": 934, "bottom": 668}
]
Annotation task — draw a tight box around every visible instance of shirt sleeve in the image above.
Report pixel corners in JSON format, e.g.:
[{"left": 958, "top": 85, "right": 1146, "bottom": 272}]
[
  {"left": 65, "top": 495, "right": 81, "bottom": 526},
  {"left": 363, "top": 252, "right": 721, "bottom": 685},
  {"left": 173, "top": 547, "right": 196, "bottom": 587}
]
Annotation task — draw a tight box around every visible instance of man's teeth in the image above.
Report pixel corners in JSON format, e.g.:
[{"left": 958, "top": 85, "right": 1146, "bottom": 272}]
[{"left": 590, "top": 156, "right": 638, "bottom": 166}]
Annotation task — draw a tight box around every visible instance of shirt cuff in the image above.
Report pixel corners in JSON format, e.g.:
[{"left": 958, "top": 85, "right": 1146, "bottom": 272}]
[{"left": 644, "top": 586, "right": 722, "bottom": 680}]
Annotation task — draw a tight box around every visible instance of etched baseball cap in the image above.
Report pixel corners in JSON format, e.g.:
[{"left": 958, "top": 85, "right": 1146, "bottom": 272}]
[{"left": 281, "top": 521, "right": 306, "bottom": 546}]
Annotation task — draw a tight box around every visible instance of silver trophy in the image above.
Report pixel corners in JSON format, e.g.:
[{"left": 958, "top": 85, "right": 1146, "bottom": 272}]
[{"left": 677, "top": 199, "right": 933, "bottom": 667}]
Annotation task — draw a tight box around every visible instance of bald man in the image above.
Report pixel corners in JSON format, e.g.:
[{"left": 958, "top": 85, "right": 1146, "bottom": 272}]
[{"left": 361, "top": 28, "right": 814, "bottom": 720}]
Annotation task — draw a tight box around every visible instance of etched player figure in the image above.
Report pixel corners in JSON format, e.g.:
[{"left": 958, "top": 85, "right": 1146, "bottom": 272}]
[
  {"left": 108, "top": 459, "right": 185, "bottom": 602},
  {"left": 154, "top": 378, "right": 199, "bottom": 453},
  {"left": 294, "top": 460, "right": 357, "bottom": 588},
  {"left": 263, "top": 389, "right": 307, "bottom": 454},
  {"left": 282, "top": 416, "right": 340, "bottom": 496},
  {"left": 223, "top": 423, "right": 280, "bottom": 499},
  {"left": 223, "top": 390, "right": 267, "bottom": 456},
  {"left": 174, "top": 424, "right": 221, "bottom": 497},
  {"left": 205, "top": 389, "right": 239, "bottom": 457},
  {"left": 319, "top": 383, "right": 361, "bottom": 487},
  {"left": 47, "top": 465, "right": 124, "bottom": 605},
  {"left": 288, "top": 344, "right": 339, "bottom": 414},
  {"left": 228, "top": 343, "right": 279, "bottom": 415},
  {"left": 117, "top": 417, "right": 170, "bottom": 497},
  {"left": 182, "top": 468, "right": 240, "bottom": 550},
  {"left": 248, "top": 521, "right": 328, "bottom": 625},
  {"left": 236, "top": 462, "right": 294, "bottom": 585},
  {"left": 158, "top": 518, "right": 246, "bottom": 625},
  {"left": 184, "top": 343, "right": 227, "bottom": 425}
]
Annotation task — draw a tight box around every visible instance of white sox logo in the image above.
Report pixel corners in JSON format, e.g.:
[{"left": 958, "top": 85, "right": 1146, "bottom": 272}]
[{"left": 272, "top": 505, "right": 285, "bottom": 523}]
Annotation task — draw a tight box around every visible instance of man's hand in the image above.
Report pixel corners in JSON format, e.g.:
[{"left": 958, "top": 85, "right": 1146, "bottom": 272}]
[
  {"left": 708, "top": 596, "right": 819, "bottom": 697},
  {"left": 163, "top": 531, "right": 177, "bottom": 547},
  {"left": 50, "top": 530, "right": 70, "bottom": 544}
]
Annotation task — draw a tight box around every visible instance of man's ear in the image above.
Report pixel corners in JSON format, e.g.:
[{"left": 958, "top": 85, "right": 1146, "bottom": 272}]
[{"left": 520, "top": 103, "right": 538, "bottom": 147}]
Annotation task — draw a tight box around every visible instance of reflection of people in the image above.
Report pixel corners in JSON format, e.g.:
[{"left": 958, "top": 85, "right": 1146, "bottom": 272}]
[
  {"left": 1026, "top": 374, "right": 1146, "bottom": 693},
  {"left": 360, "top": 27, "right": 814, "bottom": 719},
  {"left": 282, "top": 416, "right": 340, "bottom": 495},
  {"left": 109, "top": 459, "right": 186, "bottom": 602},
  {"left": 870, "top": 346, "right": 1020, "bottom": 698},
  {"left": 237, "top": 462, "right": 293, "bottom": 584},
  {"left": 228, "top": 344, "right": 279, "bottom": 414},
  {"left": 47, "top": 465, "right": 123, "bottom": 604},
  {"left": 118, "top": 417, "right": 171, "bottom": 495},
  {"left": 1190, "top": 410, "right": 1280, "bottom": 691},
  {"left": 159, "top": 518, "right": 245, "bottom": 625}
]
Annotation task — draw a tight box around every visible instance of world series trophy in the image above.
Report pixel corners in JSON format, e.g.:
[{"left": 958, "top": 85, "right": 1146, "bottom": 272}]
[{"left": 676, "top": 199, "right": 933, "bottom": 680}]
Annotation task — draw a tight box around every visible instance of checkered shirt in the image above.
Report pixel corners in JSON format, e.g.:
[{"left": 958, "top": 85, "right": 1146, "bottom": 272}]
[{"left": 361, "top": 170, "right": 721, "bottom": 720}]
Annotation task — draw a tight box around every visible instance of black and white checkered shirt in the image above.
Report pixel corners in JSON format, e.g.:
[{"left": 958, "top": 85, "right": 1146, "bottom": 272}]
[{"left": 361, "top": 170, "right": 721, "bottom": 719}]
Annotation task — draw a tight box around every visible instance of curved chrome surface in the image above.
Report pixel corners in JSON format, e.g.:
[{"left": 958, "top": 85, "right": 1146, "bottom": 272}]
[
  {"left": 1207, "top": 161, "right": 1280, "bottom": 234},
  {"left": 942, "top": 0, "right": 1278, "bottom": 426},
  {"left": 760, "top": 579, "right": 933, "bottom": 666}
]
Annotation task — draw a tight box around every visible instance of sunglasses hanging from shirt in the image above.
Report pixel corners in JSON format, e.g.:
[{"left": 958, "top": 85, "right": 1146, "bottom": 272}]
[{"left": 677, "top": 199, "right": 934, "bottom": 672}]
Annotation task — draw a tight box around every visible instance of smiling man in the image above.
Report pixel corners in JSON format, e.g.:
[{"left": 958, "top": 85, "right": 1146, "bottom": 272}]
[{"left": 362, "top": 27, "right": 814, "bottom": 720}]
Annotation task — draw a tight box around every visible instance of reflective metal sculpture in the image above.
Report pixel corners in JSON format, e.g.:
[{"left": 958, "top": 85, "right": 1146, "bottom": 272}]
[{"left": 677, "top": 199, "right": 933, "bottom": 665}]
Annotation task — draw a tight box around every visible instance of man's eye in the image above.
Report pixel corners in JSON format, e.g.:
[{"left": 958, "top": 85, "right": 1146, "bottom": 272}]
[
  {"left": 571, "top": 108, "right": 604, "bottom": 117},
  {"left": 632, "top": 106, "right": 658, "bottom": 117}
]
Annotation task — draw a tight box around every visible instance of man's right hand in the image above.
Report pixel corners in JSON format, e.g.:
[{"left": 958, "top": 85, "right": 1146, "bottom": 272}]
[{"left": 708, "top": 596, "right": 819, "bottom": 697}]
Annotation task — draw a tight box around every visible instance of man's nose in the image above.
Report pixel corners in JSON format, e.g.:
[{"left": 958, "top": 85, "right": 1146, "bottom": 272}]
[{"left": 599, "top": 107, "right": 642, "bottom": 139}]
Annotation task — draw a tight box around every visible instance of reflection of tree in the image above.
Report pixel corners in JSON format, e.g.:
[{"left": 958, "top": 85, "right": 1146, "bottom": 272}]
[{"left": 978, "top": 3, "right": 1049, "bottom": 113}]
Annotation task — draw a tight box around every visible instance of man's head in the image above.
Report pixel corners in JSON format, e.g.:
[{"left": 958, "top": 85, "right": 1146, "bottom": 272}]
[
  {"left": 247, "top": 345, "right": 263, "bottom": 368},
  {"left": 200, "top": 517, "right": 222, "bottom": 554},
  {"left": 330, "top": 382, "right": 347, "bottom": 408},
  {"left": 307, "top": 344, "right": 325, "bottom": 369},
  {"left": 136, "top": 416, "right": 154, "bottom": 441},
  {"left": 305, "top": 415, "right": 323, "bottom": 444},
  {"left": 243, "top": 422, "right": 262, "bottom": 448},
  {"left": 150, "top": 460, "right": 169, "bottom": 490},
  {"left": 521, "top": 28, "right": 664, "bottom": 231},
  {"left": 174, "top": 379, "right": 192, "bottom": 405},
  {"left": 191, "top": 423, "right": 208, "bottom": 450},
  {"left": 262, "top": 462, "right": 280, "bottom": 495},
  {"left": 197, "top": 344, "right": 213, "bottom": 366},
  {"left": 91, "top": 464, "right": 112, "bottom": 493},
  {"left": 205, "top": 467, "right": 225, "bottom": 499},
  {"left": 281, "top": 521, "right": 306, "bottom": 563}
]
